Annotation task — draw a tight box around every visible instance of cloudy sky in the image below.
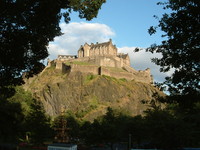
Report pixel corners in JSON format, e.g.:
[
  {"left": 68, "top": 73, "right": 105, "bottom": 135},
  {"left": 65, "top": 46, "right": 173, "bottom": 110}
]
[{"left": 48, "top": 0, "right": 171, "bottom": 83}]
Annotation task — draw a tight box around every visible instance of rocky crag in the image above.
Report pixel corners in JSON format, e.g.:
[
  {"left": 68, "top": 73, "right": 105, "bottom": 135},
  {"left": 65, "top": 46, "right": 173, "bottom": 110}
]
[
  {"left": 24, "top": 40, "right": 164, "bottom": 121},
  {"left": 24, "top": 66, "right": 164, "bottom": 121}
]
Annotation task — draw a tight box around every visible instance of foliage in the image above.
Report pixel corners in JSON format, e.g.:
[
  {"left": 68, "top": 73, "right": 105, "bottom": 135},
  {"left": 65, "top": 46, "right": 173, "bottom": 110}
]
[
  {"left": 59, "top": 106, "right": 200, "bottom": 149},
  {"left": 144, "top": 108, "right": 191, "bottom": 149},
  {"left": 25, "top": 99, "right": 53, "bottom": 144},
  {"left": 53, "top": 114, "right": 81, "bottom": 143},
  {"left": 0, "top": 86, "right": 52, "bottom": 144},
  {"left": 83, "top": 74, "right": 98, "bottom": 84},
  {"left": 0, "top": 0, "right": 106, "bottom": 97},
  {"left": 0, "top": 98, "right": 24, "bottom": 142},
  {"left": 147, "top": 0, "right": 200, "bottom": 107}
]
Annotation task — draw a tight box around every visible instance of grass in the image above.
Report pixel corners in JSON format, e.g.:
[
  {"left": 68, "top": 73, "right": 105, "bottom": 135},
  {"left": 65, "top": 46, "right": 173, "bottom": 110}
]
[
  {"left": 83, "top": 74, "right": 98, "bottom": 84},
  {"left": 76, "top": 96, "right": 99, "bottom": 118},
  {"left": 102, "top": 75, "right": 127, "bottom": 85}
]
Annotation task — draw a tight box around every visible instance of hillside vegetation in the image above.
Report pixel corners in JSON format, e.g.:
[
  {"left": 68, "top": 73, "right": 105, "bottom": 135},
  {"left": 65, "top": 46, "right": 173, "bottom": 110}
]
[{"left": 24, "top": 66, "right": 165, "bottom": 121}]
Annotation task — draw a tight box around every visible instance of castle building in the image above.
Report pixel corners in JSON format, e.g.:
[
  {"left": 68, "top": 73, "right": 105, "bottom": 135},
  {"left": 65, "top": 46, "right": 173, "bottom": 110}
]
[
  {"left": 77, "top": 39, "right": 130, "bottom": 67},
  {"left": 47, "top": 39, "right": 153, "bottom": 84},
  {"left": 57, "top": 55, "right": 77, "bottom": 61},
  {"left": 78, "top": 39, "right": 117, "bottom": 57}
]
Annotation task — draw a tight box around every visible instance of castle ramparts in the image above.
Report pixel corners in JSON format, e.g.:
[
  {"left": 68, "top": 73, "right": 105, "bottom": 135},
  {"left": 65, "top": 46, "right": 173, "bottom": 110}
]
[{"left": 48, "top": 40, "right": 153, "bottom": 84}]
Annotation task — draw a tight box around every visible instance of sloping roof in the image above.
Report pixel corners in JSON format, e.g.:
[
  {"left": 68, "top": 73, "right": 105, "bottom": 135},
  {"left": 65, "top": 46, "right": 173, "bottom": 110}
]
[
  {"left": 57, "top": 55, "right": 77, "bottom": 59},
  {"left": 90, "top": 41, "right": 111, "bottom": 49}
]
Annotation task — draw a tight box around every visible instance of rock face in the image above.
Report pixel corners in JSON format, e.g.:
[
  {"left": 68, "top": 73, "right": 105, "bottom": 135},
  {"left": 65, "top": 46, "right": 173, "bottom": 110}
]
[{"left": 24, "top": 66, "right": 164, "bottom": 121}]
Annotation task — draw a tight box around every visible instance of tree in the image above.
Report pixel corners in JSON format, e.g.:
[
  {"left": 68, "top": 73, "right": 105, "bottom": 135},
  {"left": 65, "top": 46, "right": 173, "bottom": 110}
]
[
  {"left": 25, "top": 99, "right": 53, "bottom": 144},
  {"left": 0, "top": 98, "right": 24, "bottom": 142},
  {"left": 0, "top": 0, "right": 106, "bottom": 96},
  {"left": 144, "top": 108, "right": 191, "bottom": 149},
  {"left": 147, "top": 0, "right": 200, "bottom": 107}
]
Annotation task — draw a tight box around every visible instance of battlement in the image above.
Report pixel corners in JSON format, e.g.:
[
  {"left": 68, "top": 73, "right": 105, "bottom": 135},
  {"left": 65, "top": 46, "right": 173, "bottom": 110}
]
[{"left": 47, "top": 40, "right": 153, "bottom": 84}]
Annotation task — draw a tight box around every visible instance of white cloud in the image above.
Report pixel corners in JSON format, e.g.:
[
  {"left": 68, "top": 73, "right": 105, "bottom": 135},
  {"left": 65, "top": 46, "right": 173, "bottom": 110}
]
[{"left": 48, "top": 22, "right": 115, "bottom": 59}]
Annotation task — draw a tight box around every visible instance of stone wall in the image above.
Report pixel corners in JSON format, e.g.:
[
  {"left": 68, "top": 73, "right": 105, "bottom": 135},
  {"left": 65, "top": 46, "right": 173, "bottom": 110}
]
[
  {"left": 123, "top": 64, "right": 137, "bottom": 73},
  {"left": 53, "top": 59, "right": 152, "bottom": 84},
  {"left": 56, "top": 61, "right": 69, "bottom": 73},
  {"left": 100, "top": 67, "right": 133, "bottom": 80},
  {"left": 100, "top": 67, "right": 152, "bottom": 84},
  {"left": 95, "top": 56, "right": 122, "bottom": 68},
  {"left": 71, "top": 64, "right": 99, "bottom": 75},
  {"left": 54, "top": 61, "right": 153, "bottom": 84},
  {"left": 47, "top": 60, "right": 56, "bottom": 67}
]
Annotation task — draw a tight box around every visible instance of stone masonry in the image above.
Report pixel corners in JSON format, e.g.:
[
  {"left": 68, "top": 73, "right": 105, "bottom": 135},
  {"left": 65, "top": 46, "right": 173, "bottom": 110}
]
[{"left": 47, "top": 39, "right": 153, "bottom": 84}]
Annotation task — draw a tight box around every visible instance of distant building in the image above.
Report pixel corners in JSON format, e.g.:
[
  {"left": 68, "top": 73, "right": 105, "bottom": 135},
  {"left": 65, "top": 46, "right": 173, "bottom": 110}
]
[{"left": 57, "top": 55, "right": 77, "bottom": 61}]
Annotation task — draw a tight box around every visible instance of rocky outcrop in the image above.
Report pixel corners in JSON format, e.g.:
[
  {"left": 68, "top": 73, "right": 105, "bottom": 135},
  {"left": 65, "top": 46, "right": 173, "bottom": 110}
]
[{"left": 24, "top": 66, "right": 164, "bottom": 121}]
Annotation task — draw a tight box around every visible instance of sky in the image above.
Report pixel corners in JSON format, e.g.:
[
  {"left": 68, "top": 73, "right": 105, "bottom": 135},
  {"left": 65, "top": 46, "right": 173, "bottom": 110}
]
[{"left": 48, "top": 0, "right": 172, "bottom": 83}]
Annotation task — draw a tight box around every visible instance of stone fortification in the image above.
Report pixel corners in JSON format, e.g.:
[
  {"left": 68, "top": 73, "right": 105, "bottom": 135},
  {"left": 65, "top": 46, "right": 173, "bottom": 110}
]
[{"left": 48, "top": 40, "right": 153, "bottom": 84}]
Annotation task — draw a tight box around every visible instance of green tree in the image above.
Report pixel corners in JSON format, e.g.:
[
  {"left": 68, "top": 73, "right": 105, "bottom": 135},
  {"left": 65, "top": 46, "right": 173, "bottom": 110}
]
[
  {"left": 53, "top": 113, "right": 81, "bottom": 143},
  {"left": 85, "top": 108, "right": 129, "bottom": 149},
  {"left": 147, "top": 0, "right": 200, "bottom": 107},
  {"left": 0, "top": 0, "right": 106, "bottom": 96},
  {"left": 144, "top": 108, "right": 191, "bottom": 149},
  {"left": 0, "top": 86, "right": 52, "bottom": 144},
  {"left": 0, "top": 99, "right": 24, "bottom": 142},
  {"left": 125, "top": 115, "right": 146, "bottom": 148},
  {"left": 25, "top": 99, "right": 53, "bottom": 144}
]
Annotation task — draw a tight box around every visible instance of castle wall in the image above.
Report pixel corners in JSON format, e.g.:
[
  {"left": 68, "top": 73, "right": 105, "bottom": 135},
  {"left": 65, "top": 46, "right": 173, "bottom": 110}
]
[
  {"left": 122, "top": 64, "right": 137, "bottom": 73},
  {"left": 108, "top": 44, "right": 117, "bottom": 56},
  {"left": 100, "top": 67, "right": 152, "bottom": 84},
  {"left": 124, "top": 55, "right": 130, "bottom": 66},
  {"left": 47, "top": 60, "right": 56, "bottom": 67},
  {"left": 71, "top": 64, "right": 99, "bottom": 75},
  {"left": 130, "top": 68, "right": 153, "bottom": 84},
  {"left": 55, "top": 61, "right": 153, "bottom": 84},
  {"left": 100, "top": 67, "right": 134, "bottom": 81},
  {"left": 95, "top": 56, "right": 121, "bottom": 68},
  {"left": 78, "top": 49, "right": 83, "bottom": 58},
  {"left": 56, "top": 61, "right": 69, "bottom": 73},
  {"left": 70, "top": 56, "right": 123, "bottom": 68},
  {"left": 83, "top": 44, "right": 90, "bottom": 57}
]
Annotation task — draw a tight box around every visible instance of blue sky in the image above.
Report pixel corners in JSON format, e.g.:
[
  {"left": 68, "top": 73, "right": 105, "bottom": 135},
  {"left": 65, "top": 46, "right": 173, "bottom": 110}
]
[
  {"left": 69, "top": 0, "right": 166, "bottom": 47},
  {"left": 48, "top": 0, "right": 172, "bottom": 83}
]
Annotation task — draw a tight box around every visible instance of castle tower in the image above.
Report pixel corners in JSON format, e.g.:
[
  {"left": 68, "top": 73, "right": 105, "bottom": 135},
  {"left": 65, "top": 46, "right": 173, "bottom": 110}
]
[
  {"left": 77, "top": 39, "right": 118, "bottom": 58},
  {"left": 78, "top": 43, "right": 91, "bottom": 58}
]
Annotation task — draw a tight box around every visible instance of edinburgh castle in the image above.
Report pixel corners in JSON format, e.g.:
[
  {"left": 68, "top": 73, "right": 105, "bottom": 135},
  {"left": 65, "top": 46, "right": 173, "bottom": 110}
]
[{"left": 48, "top": 39, "right": 153, "bottom": 84}]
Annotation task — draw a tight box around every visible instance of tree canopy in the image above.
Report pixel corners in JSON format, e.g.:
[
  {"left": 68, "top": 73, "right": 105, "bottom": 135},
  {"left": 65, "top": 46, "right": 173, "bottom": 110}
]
[
  {"left": 147, "top": 0, "right": 200, "bottom": 106},
  {"left": 0, "top": 0, "right": 106, "bottom": 96}
]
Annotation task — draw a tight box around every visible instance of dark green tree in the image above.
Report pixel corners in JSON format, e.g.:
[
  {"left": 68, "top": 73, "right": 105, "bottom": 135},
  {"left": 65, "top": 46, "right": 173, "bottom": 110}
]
[
  {"left": 25, "top": 99, "right": 53, "bottom": 144},
  {"left": 0, "top": 0, "right": 106, "bottom": 96},
  {"left": 53, "top": 113, "right": 81, "bottom": 143},
  {"left": 125, "top": 115, "right": 146, "bottom": 148},
  {"left": 85, "top": 107, "right": 129, "bottom": 149},
  {"left": 144, "top": 108, "right": 191, "bottom": 149},
  {"left": 147, "top": 0, "right": 200, "bottom": 107},
  {"left": 0, "top": 98, "right": 24, "bottom": 142}
]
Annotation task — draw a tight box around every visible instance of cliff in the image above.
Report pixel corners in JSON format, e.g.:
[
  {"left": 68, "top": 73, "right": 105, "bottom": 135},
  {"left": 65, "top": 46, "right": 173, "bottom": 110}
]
[{"left": 24, "top": 66, "right": 165, "bottom": 121}]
